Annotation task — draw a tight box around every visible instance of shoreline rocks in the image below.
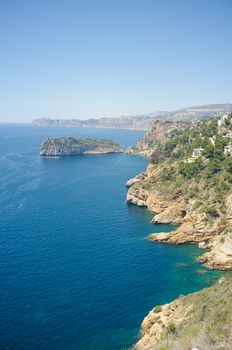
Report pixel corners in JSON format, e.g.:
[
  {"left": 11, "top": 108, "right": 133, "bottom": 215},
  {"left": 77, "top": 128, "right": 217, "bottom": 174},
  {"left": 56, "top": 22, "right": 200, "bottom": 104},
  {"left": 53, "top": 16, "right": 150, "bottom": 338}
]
[{"left": 126, "top": 170, "right": 232, "bottom": 270}]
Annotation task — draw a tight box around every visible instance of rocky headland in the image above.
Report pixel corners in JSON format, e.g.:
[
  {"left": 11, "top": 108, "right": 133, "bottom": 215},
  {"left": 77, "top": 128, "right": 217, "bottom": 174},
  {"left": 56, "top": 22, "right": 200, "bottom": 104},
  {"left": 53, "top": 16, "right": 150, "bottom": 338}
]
[
  {"left": 40, "top": 137, "right": 122, "bottom": 156},
  {"left": 126, "top": 113, "right": 232, "bottom": 349}
]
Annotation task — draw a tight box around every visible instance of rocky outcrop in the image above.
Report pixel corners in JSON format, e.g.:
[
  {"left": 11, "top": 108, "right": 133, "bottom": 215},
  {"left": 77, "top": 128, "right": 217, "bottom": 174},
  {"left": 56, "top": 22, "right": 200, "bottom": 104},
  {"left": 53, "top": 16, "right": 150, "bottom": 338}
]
[
  {"left": 40, "top": 137, "right": 122, "bottom": 156},
  {"left": 197, "top": 234, "right": 232, "bottom": 270},
  {"left": 126, "top": 121, "right": 192, "bottom": 158},
  {"left": 126, "top": 171, "right": 231, "bottom": 267},
  {"left": 135, "top": 299, "right": 192, "bottom": 350},
  {"left": 126, "top": 114, "right": 232, "bottom": 270},
  {"left": 134, "top": 277, "right": 232, "bottom": 350},
  {"left": 126, "top": 176, "right": 141, "bottom": 187}
]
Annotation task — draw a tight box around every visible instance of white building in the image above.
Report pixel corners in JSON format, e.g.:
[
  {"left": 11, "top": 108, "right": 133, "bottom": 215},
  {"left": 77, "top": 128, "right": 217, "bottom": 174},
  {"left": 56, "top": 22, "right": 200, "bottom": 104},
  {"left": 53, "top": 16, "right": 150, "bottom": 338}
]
[
  {"left": 192, "top": 147, "right": 204, "bottom": 158},
  {"left": 224, "top": 131, "right": 232, "bottom": 139},
  {"left": 224, "top": 145, "right": 232, "bottom": 156},
  {"left": 218, "top": 114, "right": 228, "bottom": 127}
]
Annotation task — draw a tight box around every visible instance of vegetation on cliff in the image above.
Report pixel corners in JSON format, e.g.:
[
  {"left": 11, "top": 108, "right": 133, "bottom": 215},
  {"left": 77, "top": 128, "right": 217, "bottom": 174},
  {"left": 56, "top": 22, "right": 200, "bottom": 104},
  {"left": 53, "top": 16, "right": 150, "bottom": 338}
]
[
  {"left": 126, "top": 121, "right": 191, "bottom": 157},
  {"left": 128, "top": 113, "right": 232, "bottom": 349},
  {"left": 151, "top": 116, "right": 232, "bottom": 213},
  {"left": 127, "top": 114, "right": 232, "bottom": 269}
]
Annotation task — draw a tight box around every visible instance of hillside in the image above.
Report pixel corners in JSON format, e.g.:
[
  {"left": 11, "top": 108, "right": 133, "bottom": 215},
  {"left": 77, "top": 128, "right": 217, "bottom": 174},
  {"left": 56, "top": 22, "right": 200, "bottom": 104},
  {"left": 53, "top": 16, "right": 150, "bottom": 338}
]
[
  {"left": 126, "top": 121, "right": 192, "bottom": 157},
  {"left": 135, "top": 276, "right": 232, "bottom": 350},
  {"left": 127, "top": 113, "right": 232, "bottom": 349},
  {"left": 33, "top": 114, "right": 164, "bottom": 131},
  {"left": 158, "top": 103, "right": 232, "bottom": 122},
  {"left": 127, "top": 113, "right": 232, "bottom": 269}
]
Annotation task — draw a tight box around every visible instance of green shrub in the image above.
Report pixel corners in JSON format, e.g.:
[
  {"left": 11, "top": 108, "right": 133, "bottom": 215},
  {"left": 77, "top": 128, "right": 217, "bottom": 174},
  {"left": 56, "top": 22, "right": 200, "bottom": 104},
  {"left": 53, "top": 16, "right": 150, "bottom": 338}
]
[
  {"left": 154, "top": 305, "right": 162, "bottom": 313},
  {"left": 142, "top": 183, "right": 152, "bottom": 191},
  {"left": 220, "top": 236, "right": 225, "bottom": 244},
  {"left": 167, "top": 323, "right": 176, "bottom": 334},
  {"left": 192, "top": 200, "right": 202, "bottom": 210},
  {"left": 205, "top": 206, "right": 219, "bottom": 218}
]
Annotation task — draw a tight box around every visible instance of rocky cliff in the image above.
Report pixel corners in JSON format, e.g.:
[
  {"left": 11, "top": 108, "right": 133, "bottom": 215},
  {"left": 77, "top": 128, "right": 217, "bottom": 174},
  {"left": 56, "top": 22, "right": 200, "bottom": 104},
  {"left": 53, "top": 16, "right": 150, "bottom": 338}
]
[
  {"left": 128, "top": 113, "right": 232, "bottom": 349},
  {"left": 134, "top": 276, "right": 232, "bottom": 350},
  {"left": 127, "top": 115, "right": 232, "bottom": 270},
  {"left": 126, "top": 121, "right": 191, "bottom": 157},
  {"left": 40, "top": 137, "right": 122, "bottom": 156}
]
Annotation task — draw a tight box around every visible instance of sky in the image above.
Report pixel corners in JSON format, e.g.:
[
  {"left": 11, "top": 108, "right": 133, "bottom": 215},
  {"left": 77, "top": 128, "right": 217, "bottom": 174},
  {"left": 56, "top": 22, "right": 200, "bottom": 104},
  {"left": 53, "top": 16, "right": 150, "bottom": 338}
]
[{"left": 0, "top": 0, "right": 232, "bottom": 123}]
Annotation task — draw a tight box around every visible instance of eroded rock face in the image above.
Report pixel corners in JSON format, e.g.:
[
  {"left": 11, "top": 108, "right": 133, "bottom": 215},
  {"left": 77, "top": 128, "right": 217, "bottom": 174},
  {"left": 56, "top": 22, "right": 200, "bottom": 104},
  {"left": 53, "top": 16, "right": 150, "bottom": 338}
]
[
  {"left": 126, "top": 121, "right": 190, "bottom": 158},
  {"left": 126, "top": 164, "right": 232, "bottom": 270},
  {"left": 127, "top": 114, "right": 232, "bottom": 350},
  {"left": 126, "top": 176, "right": 141, "bottom": 188},
  {"left": 134, "top": 299, "right": 192, "bottom": 350},
  {"left": 197, "top": 235, "right": 232, "bottom": 270},
  {"left": 40, "top": 137, "right": 122, "bottom": 156}
]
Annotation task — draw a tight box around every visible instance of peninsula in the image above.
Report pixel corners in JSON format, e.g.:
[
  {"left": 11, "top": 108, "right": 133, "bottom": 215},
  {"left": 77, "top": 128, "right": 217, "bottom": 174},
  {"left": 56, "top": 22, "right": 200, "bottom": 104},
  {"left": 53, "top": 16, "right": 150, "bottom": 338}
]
[{"left": 40, "top": 137, "right": 122, "bottom": 156}]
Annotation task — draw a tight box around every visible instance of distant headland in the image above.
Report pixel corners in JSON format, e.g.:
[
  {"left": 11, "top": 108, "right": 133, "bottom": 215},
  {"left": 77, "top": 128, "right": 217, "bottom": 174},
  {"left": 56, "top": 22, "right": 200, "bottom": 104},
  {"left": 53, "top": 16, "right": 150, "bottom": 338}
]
[
  {"left": 33, "top": 104, "right": 232, "bottom": 131},
  {"left": 40, "top": 137, "right": 122, "bottom": 156}
]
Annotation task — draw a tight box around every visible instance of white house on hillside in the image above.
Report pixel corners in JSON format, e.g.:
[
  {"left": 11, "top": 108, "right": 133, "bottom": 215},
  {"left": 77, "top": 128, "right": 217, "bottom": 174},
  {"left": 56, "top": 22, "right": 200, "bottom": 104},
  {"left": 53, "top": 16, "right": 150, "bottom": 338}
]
[
  {"left": 192, "top": 147, "right": 204, "bottom": 158},
  {"left": 224, "top": 145, "right": 232, "bottom": 156},
  {"left": 218, "top": 114, "right": 228, "bottom": 127}
]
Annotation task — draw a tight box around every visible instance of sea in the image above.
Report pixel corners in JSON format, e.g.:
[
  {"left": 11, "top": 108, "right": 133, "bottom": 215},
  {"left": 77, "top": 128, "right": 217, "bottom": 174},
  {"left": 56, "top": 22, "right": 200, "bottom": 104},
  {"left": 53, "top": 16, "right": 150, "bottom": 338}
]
[{"left": 0, "top": 124, "right": 222, "bottom": 350}]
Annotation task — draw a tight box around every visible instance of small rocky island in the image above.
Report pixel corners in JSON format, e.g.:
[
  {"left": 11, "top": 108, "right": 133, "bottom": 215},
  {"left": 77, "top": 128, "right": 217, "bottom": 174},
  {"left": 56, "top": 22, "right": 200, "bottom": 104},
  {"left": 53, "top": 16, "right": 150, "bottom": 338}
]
[{"left": 40, "top": 137, "right": 122, "bottom": 156}]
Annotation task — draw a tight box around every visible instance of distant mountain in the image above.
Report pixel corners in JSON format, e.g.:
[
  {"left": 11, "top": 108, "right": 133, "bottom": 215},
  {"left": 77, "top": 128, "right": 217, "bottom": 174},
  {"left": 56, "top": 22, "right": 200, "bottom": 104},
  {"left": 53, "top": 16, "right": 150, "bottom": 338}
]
[
  {"left": 33, "top": 104, "right": 232, "bottom": 130},
  {"left": 33, "top": 112, "right": 168, "bottom": 131},
  {"left": 158, "top": 103, "right": 232, "bottom": 122}
]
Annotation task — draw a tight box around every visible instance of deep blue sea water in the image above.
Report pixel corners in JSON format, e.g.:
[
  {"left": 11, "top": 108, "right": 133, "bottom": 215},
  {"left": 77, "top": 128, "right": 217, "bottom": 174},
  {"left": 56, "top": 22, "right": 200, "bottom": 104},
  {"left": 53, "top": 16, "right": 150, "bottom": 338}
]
[{"left": 0, "top": 124, "right": 222, "bottom": 350}]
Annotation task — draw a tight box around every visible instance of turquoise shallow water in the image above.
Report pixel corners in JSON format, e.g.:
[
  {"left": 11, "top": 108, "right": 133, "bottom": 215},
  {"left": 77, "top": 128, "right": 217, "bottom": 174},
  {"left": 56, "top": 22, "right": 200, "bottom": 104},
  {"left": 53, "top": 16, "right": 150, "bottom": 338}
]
[{"left": 0, "top": 125, "right": 222, "bottom": 350}]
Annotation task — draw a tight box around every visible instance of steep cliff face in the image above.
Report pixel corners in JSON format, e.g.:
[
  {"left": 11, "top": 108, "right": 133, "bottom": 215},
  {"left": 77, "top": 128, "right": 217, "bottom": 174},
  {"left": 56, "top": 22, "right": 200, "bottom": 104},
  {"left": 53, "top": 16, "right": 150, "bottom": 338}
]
[
  {"left": 135, "top": 277, "right": 232, "bottom": 350},
  {"left": 126, "top": 121, "right": 191, "bottom": 158},
  {"left": 127, "top": 115, "right": 232, "bottom": 270},
  {"left": 40, "top": 137, "right": 122, "bottom": 156},
  {"left": 127, "top": 169, "right": 232, "bottom": 270}
]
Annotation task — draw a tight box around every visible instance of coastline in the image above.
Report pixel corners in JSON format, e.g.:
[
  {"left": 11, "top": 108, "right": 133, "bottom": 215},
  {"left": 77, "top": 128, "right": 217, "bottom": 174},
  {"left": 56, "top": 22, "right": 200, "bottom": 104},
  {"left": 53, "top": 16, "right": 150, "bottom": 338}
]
[
  {"left": 124, "top": 113, "right": 232, "bottom": 348},
  {"left": 126, "top": 170, "right": 232, "bottom": 271},
  {"left": 132, "top": 276, "right": 232, "bottom": 350},
  {"left": 126, "top": 173, "right": 231, "bottom": 349}
]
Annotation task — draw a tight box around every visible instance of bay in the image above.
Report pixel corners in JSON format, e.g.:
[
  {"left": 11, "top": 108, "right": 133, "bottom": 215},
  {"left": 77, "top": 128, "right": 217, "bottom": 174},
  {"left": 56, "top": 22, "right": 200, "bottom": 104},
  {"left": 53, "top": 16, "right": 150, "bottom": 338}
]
[{"left": 0, "top": 124, "right": 221, "bottom": 350}]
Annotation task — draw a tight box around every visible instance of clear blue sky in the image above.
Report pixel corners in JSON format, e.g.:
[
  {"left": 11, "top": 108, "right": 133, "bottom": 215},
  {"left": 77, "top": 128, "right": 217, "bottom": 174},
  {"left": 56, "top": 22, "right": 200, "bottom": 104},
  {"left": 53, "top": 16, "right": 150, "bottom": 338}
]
[{"left": 0, "top": 0, "right": 232, "bottom": 122}]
